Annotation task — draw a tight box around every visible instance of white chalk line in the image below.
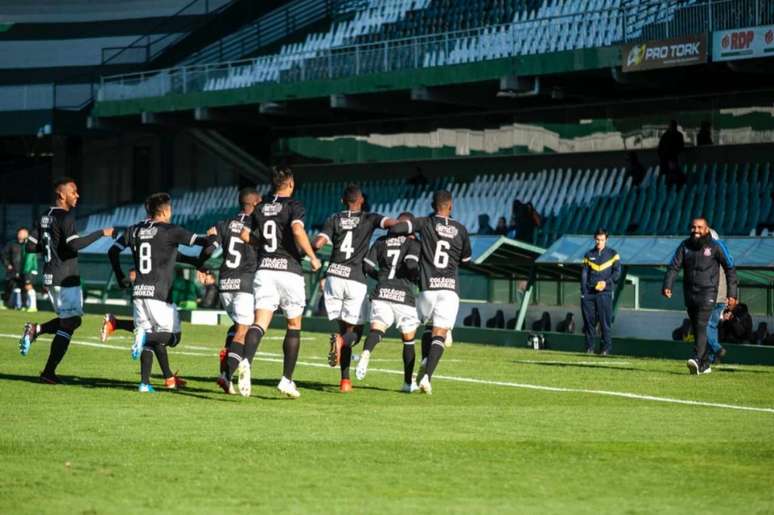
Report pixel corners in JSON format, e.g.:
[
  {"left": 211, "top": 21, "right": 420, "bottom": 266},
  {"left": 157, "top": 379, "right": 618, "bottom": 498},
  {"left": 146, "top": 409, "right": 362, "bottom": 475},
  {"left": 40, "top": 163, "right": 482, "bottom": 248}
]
[{"left": 1, "top": 334, "right": 773, "bottom": 414}]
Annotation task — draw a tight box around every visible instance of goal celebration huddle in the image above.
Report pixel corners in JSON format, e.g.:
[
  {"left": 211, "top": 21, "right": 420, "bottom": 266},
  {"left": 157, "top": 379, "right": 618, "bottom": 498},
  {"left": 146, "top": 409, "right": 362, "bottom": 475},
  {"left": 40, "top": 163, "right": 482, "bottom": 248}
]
[{"left": 17, "top": 167, "right": 472, "bottom": 398}]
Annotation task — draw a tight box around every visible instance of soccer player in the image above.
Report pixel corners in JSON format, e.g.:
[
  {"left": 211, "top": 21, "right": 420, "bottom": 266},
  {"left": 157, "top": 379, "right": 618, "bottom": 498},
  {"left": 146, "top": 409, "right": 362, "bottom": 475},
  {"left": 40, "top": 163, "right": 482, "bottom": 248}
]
[
  {"left": 19, "top": 177, "right": 114, "bottom": 384},
  {"left": 389, "top": 190, "right": 471, "bottom": 394},
  {"left": 223, "top": 167, "right": 321, "bottom": 399},
  {"left": 311, "top": 184, "right": 401, "bottom": 392},
  {"left": 355, "top": 213, "right": 422, "bottom": 392},
  {"left": 208, "top": 187, "right": 262, "bottom": 397},
  {"left": 108, "top": 193, "right": 216, "bottom": 392}
]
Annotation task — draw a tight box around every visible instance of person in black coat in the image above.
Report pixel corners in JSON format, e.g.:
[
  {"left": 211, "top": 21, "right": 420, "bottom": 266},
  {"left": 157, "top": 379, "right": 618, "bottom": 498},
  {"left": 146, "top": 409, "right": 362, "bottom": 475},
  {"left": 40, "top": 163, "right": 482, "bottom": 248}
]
[{"left": 663, "top": 217, "right": 738, "bottom": 374}]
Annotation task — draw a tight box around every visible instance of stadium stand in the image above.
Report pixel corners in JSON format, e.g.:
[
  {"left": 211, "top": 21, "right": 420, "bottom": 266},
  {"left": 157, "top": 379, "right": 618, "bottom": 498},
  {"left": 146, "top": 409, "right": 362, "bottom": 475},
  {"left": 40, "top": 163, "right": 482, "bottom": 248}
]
[
  {"left": 100, "top": 0, "right": 719, "bottom": 100},
  {"left": 78, "top": 160, "right": 773, "bottom": 256}
]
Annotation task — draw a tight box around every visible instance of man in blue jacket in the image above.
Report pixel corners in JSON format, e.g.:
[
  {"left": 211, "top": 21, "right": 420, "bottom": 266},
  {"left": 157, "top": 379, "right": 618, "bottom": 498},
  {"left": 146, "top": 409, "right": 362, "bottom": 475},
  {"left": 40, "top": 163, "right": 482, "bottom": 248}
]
[{"left": 581, "top": 228, "right": 622, "bottom": 355}]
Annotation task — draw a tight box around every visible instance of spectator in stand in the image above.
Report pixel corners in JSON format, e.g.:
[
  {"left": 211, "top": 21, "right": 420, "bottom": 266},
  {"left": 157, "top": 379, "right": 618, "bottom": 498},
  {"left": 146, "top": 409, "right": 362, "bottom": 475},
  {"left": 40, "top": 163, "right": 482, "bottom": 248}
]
[
  {"left": 197, "top": 269, "right": 220, "bottom": 309},
  {"left": 625, "top": 151, "right": 647, "bottom": 187},
  {"left": 172, "top": 268, "right": 199, "bottom": 310},
  {"left": 514, "top": 201, "right": 541, "bottom": 244},
  {"left": 658, "top": 120, "right": 686, "bottom": 189},
  {"left": 2, "top": 228, "right": 29, "bottom": 310},
  {"left": 697, "top": 121, "right": 713, "bottom": 146},
  {"left": 495, "top": 216, "right": 508, "bottom": 235},
  {"left": 478, "top": 214, "right": 494, "bottom": 234},
  {"left": 718, "top": 302, "right": 753, "bottom": 344}
]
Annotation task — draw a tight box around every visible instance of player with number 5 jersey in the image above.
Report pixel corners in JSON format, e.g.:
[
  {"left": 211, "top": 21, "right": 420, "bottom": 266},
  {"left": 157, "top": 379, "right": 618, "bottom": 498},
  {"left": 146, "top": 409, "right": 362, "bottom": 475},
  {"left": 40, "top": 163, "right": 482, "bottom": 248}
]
[
  {"left": 389, "top": 190, "right": 471, "bottom": 394},
  {"left": 208, "top": 187, "right": 261, "bottom": 396}
]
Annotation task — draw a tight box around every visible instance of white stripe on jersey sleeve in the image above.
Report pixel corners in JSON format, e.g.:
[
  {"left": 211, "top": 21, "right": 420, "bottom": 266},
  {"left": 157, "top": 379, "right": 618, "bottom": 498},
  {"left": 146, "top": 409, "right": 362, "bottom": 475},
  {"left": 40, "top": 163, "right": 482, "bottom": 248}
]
[
  {"left": 461, "top": 256, "right": 472, "bottom": 263},
  {"left": 364, "top": 258, "right": 376, "bottom": 267},
  {"left": 66, "top": 234, "right": 80, "bottom": 243},
  {"left": 406, "top": 220, "right": 413, "bottom": 233},
  {"left": 318, "top": 233, "right": 331, "bottom": 244},
  {"left": 379, "top": 217, "right": 388, "bottom": 229},
  {"left": 189, "top": 234, "right": 198, "bottom": 246},
  {"left": 27, "top": 236, "right": 38, "bottom": 244},
  {"left": 291, "top": 220, "right": 304, "bottom": 227},
  {"left": 404, "top": 254, "right": 419, "bottom": 261}
]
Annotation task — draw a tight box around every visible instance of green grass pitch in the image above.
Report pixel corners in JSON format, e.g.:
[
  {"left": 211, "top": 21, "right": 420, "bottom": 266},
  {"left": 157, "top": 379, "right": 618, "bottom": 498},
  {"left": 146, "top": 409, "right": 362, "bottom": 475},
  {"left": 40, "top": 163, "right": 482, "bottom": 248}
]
[{"left": 1, "top": 310, "right": 773, "bottom": 514}]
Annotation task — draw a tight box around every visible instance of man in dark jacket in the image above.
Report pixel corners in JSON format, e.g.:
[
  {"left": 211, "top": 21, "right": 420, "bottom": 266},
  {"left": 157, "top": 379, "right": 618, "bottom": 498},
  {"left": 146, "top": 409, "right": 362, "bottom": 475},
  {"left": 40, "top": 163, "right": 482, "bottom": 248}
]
[
  {"left": 580, "top": 228, "right": 622, "bottom": 355},
  {"left": 663, "top": 217, "right": 738, "bottom": 374},
  {"left": 2, "top": 228, "right": 28, "bottom": 309}
]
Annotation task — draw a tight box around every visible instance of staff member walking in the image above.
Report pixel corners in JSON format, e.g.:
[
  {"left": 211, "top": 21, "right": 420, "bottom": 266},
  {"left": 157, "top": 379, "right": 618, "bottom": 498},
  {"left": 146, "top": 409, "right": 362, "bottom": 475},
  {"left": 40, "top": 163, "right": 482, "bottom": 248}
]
[
  {"left": 663, "top": 217, "right": 737, "bottom": 375},
  {"left": 581, "top": 228, "right": 622, "bottom": 355}
]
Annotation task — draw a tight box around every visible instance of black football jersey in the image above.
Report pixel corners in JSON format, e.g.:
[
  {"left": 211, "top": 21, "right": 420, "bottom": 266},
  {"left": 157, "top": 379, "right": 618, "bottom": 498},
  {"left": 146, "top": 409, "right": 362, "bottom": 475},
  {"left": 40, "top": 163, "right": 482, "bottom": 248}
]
[
  {"left": 32, "top": 207, "right": 81, "bottom": 287},
  {"left": 215, "top": 212, "right": 258, "bottom": 293},
  {"left": 320, "top": 210, "right": 387, "bottom": 283},
  {"left": 414, "top": 216, "right": 472, "bottom": 293},
  {"left": 365, "top": 235, "right": 421, "bottom": 306},
  {"left": 250, "top": 195, "right": 305, "bottom": 276},
  {"left": 119, "top": 220, "right": 200, "bottom": 303}
]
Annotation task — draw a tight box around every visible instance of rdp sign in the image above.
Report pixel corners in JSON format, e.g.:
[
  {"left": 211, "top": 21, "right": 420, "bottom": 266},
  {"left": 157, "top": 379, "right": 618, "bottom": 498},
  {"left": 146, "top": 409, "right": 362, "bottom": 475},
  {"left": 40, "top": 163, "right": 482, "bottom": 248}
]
[
  {"left": 713, "top": 25, "right": 774, "bottom": 61},
  {"left": 622, "top": 34, "right": 707, "bottom": 72}
]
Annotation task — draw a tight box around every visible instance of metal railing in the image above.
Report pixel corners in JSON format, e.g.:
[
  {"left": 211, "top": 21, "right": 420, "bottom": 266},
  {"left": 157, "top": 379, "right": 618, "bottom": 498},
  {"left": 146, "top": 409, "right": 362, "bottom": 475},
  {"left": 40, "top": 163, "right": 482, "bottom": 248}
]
[{"left": 98, "top": 0, "right": 771, "bottom": 102}]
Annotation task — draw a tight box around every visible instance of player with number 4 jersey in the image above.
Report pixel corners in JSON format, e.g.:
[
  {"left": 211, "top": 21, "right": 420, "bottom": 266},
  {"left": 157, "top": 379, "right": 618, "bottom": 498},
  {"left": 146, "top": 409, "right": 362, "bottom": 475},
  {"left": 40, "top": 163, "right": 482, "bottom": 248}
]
[
  {"left": 312, "top": 184, "right": 403, "bottom": 392},
  {"left": 388, "top": 190, "right": 471, "bottom": 394}
]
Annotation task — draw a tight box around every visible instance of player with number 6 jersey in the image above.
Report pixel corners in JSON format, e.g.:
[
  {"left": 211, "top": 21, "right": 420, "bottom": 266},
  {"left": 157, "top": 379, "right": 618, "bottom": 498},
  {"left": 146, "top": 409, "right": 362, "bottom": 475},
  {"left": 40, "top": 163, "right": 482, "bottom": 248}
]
[
  {"left": 312, "top": 184, "right": 403, "bottom": 392},
  {"left": 389, "top": 190, "right": 471, "bottom": 394}
]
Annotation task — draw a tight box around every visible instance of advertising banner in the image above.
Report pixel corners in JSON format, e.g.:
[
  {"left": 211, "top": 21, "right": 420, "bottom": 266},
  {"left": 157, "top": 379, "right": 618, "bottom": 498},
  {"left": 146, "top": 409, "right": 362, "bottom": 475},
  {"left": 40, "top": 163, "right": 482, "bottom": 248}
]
[
  {"left": 622, "top": 34, "right": 708, "bottom": 72},
  {"left": 713, "top": 25, "right": 774, "bottom": 61}
]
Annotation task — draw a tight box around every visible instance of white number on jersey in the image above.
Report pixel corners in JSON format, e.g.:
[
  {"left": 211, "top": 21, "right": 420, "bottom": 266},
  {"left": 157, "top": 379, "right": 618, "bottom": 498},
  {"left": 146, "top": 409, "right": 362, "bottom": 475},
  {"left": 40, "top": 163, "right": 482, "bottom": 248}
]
[
  {"left": 340, "top": 231, "right": 354, "bottom": 260},
  {"left": 386, "top": 249, "right": 401, "bottom": 279},
  {"left": 225, "top": 236, "right": 242, "bottom": 269},
  {"left": 433, "top": 240, "right": 450, "bottom": 269},
  {"left": 139, "top": 242, "right": 152, "bottom": 274},
  {"left": 263, "top": 220, "right": 278, "bottom": 252},
  {"left": 42, "top": 231, "right": 52, "bottom": 263}
]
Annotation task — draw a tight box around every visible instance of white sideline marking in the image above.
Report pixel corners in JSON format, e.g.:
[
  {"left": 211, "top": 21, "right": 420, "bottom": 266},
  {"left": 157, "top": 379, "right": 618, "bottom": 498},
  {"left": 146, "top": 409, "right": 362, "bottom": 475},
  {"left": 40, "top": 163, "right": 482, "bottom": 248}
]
[
  {"left": 513, "top": 359, "right": 632, "bottom": 366},
  {"left": 2, "top": 334, "right": 773, "bottom": 414}
]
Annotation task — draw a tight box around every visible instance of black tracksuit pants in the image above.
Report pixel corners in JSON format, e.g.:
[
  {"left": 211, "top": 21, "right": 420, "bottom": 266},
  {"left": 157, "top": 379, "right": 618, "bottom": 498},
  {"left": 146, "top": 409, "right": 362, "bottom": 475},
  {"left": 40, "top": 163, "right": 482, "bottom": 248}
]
[{"left": 687, "top": 299, "right": 714, "bottom": 365}]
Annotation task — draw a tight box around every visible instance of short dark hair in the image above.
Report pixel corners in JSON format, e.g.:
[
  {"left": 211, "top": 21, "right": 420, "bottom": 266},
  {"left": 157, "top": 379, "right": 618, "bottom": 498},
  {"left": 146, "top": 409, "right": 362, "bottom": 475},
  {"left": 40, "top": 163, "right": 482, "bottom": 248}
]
[
  {"left": 145, "top": 192, "right": 172, "bottom": 217},
  {"left": 17, "top": 226, "right": 29, "bottom": 233},
  {"left": 432, "top": 190, "right": 452, "bottom": 210},
  {"left": 692, "top": 216, "right": 710, "bottom": 226},
  {"left": 53, "top": 176, "right": 76, "bottom": 191},
  {"left": 239, "top": 187, "right": 259, "bottom": 207},
  {"left": 342, "top": 184, "right": 362, "bottom": 205},
  {"left": 594, "top": 228, "right": 608, "bottom": 238},
  {"left": 272, "top": 166, "right": 293, "bottom": 189}
]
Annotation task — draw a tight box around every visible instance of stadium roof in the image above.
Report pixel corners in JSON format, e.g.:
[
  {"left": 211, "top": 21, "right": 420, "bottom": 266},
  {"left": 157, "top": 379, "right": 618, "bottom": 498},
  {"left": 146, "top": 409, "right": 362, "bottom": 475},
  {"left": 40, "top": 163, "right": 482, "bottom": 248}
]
[{"left": 466, "top": 235, "right": 544, "bottom": 278}]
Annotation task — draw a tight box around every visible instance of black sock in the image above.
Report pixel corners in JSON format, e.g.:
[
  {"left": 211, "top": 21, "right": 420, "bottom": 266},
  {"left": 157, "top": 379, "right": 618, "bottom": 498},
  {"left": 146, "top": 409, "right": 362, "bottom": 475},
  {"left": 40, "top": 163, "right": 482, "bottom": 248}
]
[
  {"left": 244, "top": 325, "right": 265, "bottom": 364},
  {"left": 283, "top": 329, "right": 301, "bottom": 380},
  {"left": 364, "top": 329, "right": 384, "bottom": 353},
  {"left": 402, "top": 339, "right": 416, "bottom": 384},
  {"left": 38, "top": 318, "right": 60, "bottom": 335},
  {"left": 341, "top": 345, "right": 352, "bottom": 380},
  {"left": 226, "top": 340, "right": 245, "bottom": 380},
  {"left": 421, "top": 329, "right": 432, "bottom": 361},
  {"left": 153, "top": 344, "right": 173, "bottom": 378},
  {"left": 116, "top": 319, "right": 134, "bottom": 332},
  {"left": 221, "top": 325, "right": 236, "bottom": 374},
  {"left": 140, "top": 344, "right": 155, "bottom": 384},
  {"left": 353, "top": 325, "right": 364, "bottom": 345},
  {"left": 425, "top": 335, "right": 446, "bottom": 379},
  {"left": 42, "top": 329, "right": 71, "bottom": 376},
  {"left": 343, "top": 331, "right": 360, "bottom": 348}
]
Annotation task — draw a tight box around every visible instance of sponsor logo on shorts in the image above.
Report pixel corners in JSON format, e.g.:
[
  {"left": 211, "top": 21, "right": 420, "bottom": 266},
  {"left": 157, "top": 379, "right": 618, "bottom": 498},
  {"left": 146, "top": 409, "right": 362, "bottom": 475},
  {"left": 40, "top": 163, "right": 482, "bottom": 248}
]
[
  {"left": 328, "top": 262, "right": 352, "bottom": 278},
  {"left": 435, "top": 224, "right": 459, "bottom": 239},
  {"left": 133, "top": 284, "right": 156, "bottom": 297},
  {"left": 219, "top": 278, "right": 242, "bottom": 290},
  {"left": 260, "top": 257, "right": 288, "bottom": 270},
  {"left": 378, "top": 288, "right": 407, "bottom": 303},
  {"left": 429, "top": 277, "right": 456, "bottom": 289},
  {"left": 386, "top": 236, "right": 407, "bottom": 246}
]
